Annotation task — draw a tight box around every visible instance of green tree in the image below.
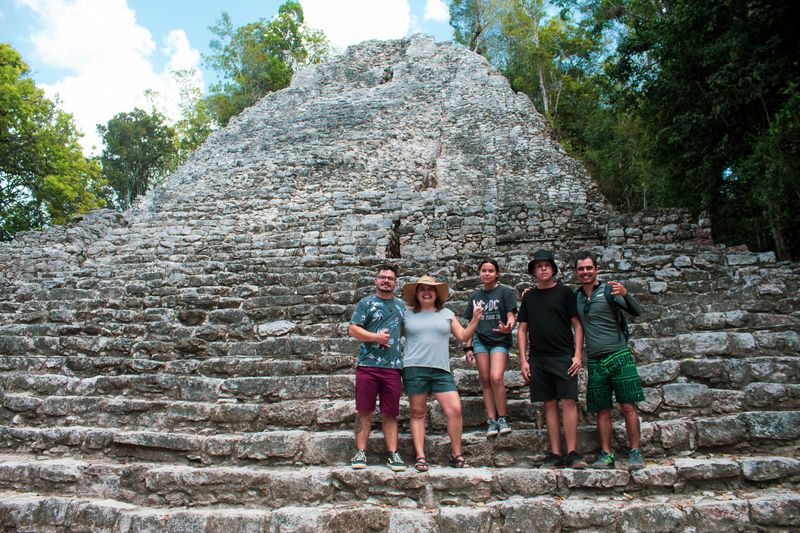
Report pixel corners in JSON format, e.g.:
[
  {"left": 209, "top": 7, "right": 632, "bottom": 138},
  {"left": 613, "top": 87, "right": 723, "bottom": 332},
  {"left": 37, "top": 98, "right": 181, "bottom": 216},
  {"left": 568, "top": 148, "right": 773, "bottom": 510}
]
[
  {"left": 97, "top": 108, "right": 179, "bottom": 210},
  {"left": 204, "top": 0, "right": 329, "bottom": 126},
  {"left": 0, "top": 43, "right": 107, "bottom": 240},
  {"left": 172, "top": 69, "right": 215, "bottom": 161},
  {"left": 449, "top": 0, "right": 510, "bottom": 57},
  {"left": 610, "top": 0, "right": 800, "bottom": 258}
]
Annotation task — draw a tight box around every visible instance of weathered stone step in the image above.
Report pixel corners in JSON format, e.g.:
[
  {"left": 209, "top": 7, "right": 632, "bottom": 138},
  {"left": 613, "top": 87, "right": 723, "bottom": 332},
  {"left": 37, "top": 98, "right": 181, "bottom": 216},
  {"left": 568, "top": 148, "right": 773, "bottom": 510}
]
[
  {"left": 632, "top": 329, "right": 800, "bottom": 362},
  {"left": 3, "top": 488, "right": 800, "bottom": 532},
  {"left": 0, "top": 452, "right": 798, "bottom": 513},
  {"left": 4, "top": 487, "right": 799, "bottom": 532},
  {"left": 2, "top": 410, "right": 798, "bottom": 468},
  {"left": 0, "top": 354, "right": 356, "bottom": 378},
  {"left": 0, "top": 372, "right": 356, "bottom": 401}
]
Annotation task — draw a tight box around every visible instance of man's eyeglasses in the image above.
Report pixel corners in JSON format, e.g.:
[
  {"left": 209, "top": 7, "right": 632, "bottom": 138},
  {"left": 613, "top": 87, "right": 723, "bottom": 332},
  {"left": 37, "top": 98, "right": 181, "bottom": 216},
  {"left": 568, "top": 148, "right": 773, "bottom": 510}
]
[
  {"left": 583, "top": 296, "right": 592, "bottom": 315},
  {"left": 376, "top": 276, "right": 396, "bottom": 281}
]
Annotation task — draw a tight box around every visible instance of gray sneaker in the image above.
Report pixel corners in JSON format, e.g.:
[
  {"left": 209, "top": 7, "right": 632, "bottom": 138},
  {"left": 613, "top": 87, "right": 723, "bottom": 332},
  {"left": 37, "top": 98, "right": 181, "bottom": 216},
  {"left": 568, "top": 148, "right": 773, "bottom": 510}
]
[
  {"left": 628, "top": 448, "right": 644, "bottom": 470},
  {"left": 486, "top": 418, "right": 499, "bottom": 437},
  {"left": 590, "top": 449, "right": 615, "bottom": 469},
  {"left": 496, "top": 416, "right": 512, "bottom": 435},
  {"left": 351, "top": 449, "right": 367, "bottom": 469},
  {"left": 386, "top": 451, "right": 406, "bottom": 472}
]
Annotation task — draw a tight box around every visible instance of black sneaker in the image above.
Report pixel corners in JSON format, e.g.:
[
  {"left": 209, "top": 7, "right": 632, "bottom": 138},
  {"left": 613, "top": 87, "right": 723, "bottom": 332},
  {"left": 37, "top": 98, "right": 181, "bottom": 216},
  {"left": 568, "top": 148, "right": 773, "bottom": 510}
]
[
  {"left": 565, "top": 450, "right": 588, "bottom": 469},
  {"left": 541, "top": 452, "right": 564, "bottom": 469}
]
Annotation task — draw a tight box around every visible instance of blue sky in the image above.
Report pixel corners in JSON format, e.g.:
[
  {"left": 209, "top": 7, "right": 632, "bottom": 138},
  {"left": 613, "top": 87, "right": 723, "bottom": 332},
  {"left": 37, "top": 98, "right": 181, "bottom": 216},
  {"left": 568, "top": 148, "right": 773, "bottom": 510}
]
[{"left": 0, "top": 0, "right": 455, "bottom": 153}]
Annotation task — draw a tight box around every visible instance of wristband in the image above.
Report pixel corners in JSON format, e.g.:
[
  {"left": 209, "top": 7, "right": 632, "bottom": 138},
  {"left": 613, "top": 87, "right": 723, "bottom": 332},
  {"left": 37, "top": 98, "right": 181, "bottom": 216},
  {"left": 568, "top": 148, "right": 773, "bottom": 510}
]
[{"left": 463, "top": 346, "right": 473, "bottom": 352}]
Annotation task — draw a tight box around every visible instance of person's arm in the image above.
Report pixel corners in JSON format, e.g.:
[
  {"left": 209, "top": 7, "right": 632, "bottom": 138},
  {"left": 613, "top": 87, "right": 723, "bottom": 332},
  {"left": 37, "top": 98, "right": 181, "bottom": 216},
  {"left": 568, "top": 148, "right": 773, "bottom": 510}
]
[
  {"left": 451, "top": 302, "right": 483, "bottom": 343},
  {"left": 518, "top": 321, "right": 530, "bottom": 384},
  {"left": 609, "top": 281, "right": 643, "bottom": 317},
  {"left": 348, "top": 323, "right": 390, "bottom": 348},
  {"left": 567, "top": 316, "right": 583, "bottom": 377}
]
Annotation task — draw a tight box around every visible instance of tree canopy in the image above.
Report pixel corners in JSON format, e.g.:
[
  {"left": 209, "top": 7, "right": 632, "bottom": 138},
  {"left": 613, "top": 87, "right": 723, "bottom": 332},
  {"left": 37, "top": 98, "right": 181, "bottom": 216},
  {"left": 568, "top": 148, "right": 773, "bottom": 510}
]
[
  {"left": 97, "top": 108, "right": 179, "bottom": 210},
  {"left": 204, "top": 0, "right": 329, "bottom": 126},
  {"left": 0, "top": 43, "right": 107, "bottom": 241},
  {"left": 451, "top": 0, "right": 800, "bottom": 259}
]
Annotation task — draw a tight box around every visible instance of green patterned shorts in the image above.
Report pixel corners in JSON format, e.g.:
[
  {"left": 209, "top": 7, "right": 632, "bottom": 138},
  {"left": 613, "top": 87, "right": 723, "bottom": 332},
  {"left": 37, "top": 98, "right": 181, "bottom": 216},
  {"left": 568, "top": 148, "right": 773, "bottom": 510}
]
[{"left": 587, "top": 348, "right": 644, "bottom": 412}]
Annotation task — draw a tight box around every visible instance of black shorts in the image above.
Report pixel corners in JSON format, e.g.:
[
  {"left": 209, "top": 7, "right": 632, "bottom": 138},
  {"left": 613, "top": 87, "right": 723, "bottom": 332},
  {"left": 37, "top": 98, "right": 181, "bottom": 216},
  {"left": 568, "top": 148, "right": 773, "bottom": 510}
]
[{"left": 530, "top": 355, "right": 578, "bottom": 402}]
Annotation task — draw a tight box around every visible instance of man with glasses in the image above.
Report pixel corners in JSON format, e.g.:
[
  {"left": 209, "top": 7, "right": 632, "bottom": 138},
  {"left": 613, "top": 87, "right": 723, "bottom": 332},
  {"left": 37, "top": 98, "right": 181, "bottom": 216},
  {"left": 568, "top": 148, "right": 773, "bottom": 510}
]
[
  {"left": 574, "top": 251, "right": 645, "bottom": 470},
  {"left": 348, "top": 264, "right": 406, "bottom": 471}
]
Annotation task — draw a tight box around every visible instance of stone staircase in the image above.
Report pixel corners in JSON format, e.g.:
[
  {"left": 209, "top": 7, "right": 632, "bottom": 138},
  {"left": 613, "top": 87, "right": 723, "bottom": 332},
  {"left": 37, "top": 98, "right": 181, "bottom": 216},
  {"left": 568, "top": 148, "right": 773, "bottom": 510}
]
[{"left": 1, "top": 35, "right": 799, "bottom": 531}]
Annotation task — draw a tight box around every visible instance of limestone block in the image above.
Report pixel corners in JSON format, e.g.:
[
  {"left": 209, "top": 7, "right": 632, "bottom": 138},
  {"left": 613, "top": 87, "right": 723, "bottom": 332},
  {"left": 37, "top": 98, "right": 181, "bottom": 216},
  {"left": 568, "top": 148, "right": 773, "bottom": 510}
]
[
  {"left": 676, "top": 332, "right": 755, "bottom": 356},
  {"left": 492, "top": 468, "right": 559, "bottom": 496},
  {"left": 753, "top": 330, "right": 800, "bottom": 351},
  {"left": 438, "top": 507, "right": 493, "bottom": 532},
  {"left": 237, "top": 430, "right": 304, "bottom": 461},
  {"left": 743, "top": 411, "right": 800, "bottom": 440},
  {"left": 495, "top": 498, "right": 562, "bottom": 533},
  {"left": 674, "top": 458, "right": 740, "bottom": 480},
  {"left": 619, "top": 502, "right": 686, "bottom": 533},
  {"left": 740, "top": 457, "right": 800, "bottom": 481},
  {"left": 559, "top": 497, "right": 620, "bottom": 529},
  {"left": 631, "top": 465, "right": 678, "bottom": 487},
  {"left": 662, "top": 383, "right": 711, "bottom": 407},
  {"left": 388, "top": 509, "right": 437, "bottom": 533},
  {"left": 560, "top": 468, "right": 630, "bottom": 489},
  {"left": 689, "top": 499, "right": 751, "bottom": 532},
  {"left": 695, "top": 416, "right": 747, "bottom": 447},
  {"left": 637, "top": 361, "right": 680, "bottom": 386},
  {"left": 749, "top": 493, "right": 800, "bottom": 526},
  {"left": 656, "top": 419, "right": 695, "bottom": 450},
  {"left": 744, "top": 382, "right": 788, "bottom": 407},
  {"left": 206, "top": 509, "right": 270, "bottom": 533}
]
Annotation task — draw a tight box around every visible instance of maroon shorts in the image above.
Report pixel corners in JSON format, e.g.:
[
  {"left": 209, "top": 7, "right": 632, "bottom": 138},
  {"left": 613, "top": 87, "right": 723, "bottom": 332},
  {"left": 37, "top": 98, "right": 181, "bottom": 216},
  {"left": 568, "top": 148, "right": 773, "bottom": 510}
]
[{"left": 355, "top": 366, "right": 402, "bottom": 417}]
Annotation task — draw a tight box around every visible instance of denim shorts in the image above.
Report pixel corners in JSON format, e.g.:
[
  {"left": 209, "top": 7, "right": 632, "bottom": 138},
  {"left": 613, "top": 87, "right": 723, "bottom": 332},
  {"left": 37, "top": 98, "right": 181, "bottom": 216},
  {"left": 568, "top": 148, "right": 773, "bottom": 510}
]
[{"left": 472, "top": 335, "right": 510, "bottom": 355}]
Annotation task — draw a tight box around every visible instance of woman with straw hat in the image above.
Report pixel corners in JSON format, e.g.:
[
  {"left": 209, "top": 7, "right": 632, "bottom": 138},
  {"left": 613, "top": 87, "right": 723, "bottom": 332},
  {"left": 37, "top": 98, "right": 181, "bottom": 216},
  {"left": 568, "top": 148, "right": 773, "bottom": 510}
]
[{"left": 402, "top": 275, "right": 483, "bottom": 471}]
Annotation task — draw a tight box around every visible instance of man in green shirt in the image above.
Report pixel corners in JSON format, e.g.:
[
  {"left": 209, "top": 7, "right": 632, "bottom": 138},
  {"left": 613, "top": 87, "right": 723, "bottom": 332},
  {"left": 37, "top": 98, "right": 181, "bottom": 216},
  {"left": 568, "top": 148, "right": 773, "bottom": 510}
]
[{"left": 575, "top": 251, "right": 645, "bottom": 470}]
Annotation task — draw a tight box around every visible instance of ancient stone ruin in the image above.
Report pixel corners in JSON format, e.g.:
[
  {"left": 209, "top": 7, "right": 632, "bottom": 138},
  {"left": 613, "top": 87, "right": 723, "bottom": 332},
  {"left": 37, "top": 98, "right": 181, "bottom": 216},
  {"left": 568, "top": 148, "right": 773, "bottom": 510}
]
[{"left": 1, "top": 34, "right": 798, "bottom": 531}]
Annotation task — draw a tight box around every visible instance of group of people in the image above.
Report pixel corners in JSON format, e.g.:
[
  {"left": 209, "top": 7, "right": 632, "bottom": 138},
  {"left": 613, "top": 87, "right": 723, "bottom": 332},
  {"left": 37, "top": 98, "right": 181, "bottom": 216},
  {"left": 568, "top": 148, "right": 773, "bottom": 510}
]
[{"left": 347, "top": 249, "right": 645, "bottom": 473}]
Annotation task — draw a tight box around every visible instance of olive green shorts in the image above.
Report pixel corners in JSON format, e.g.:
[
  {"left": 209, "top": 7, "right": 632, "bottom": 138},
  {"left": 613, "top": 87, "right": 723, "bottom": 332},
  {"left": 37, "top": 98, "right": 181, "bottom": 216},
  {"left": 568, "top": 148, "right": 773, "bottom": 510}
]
[{"left": 587, "top": 348, "right": 644, "bottom": 412}]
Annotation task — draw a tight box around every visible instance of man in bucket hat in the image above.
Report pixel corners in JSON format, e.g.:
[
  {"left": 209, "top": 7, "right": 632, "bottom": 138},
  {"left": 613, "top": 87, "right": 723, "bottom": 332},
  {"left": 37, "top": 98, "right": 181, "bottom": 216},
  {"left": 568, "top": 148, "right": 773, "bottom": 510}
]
[{"left": 517, "top": 250, "right": 588, "bottom": 469}]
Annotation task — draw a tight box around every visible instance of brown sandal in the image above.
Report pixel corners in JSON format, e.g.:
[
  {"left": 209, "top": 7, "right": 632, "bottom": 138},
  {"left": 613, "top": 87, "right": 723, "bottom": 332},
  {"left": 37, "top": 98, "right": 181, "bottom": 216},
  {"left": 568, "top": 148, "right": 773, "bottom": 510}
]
[
  {"left": 415, "top": 457, "right": 429, "bottom": 472},
  {"left": 448, "top": 454, "right": 468, "bottom": 468}
]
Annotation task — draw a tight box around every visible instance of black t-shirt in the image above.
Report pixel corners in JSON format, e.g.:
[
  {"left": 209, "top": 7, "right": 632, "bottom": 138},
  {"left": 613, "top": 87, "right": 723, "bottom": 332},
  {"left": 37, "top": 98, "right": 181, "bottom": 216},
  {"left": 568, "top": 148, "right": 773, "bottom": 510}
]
[{"left": 517, "top": 283, "right": 578, "bottom": 358}]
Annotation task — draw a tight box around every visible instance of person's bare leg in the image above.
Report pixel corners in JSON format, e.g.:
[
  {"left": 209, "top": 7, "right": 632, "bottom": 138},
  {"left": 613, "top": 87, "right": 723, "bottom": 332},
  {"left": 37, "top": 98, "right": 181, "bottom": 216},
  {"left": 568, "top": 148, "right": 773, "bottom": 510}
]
[
  {"left": 382, "top": 414, "right": 399, "bottom": 452},
  {"left": 543, "top": 400, "right": 562, "bottom": 454},
  {"left": 434, "top": 391, "right": 464, "bottom": 457},
  {"left": 620, "top": 403, "right": 641, "bottom": 449},
  {"left": 355, "top": 411, "right": 372, "bottom": 450},
  {"left": 561, "top": 399, "right": 579, "bottom": 453},
  {"left": 596, "top": 408, "right": 614, "bottom": 452},
  {"left": 489, "top": 351, "right": 508, "bottom": 417},
  {"left": 408, "top": 393, "right": 429, "bottom": 459},
  {"left": 475, "top": 352, "right": 496, "bottom": 419}
]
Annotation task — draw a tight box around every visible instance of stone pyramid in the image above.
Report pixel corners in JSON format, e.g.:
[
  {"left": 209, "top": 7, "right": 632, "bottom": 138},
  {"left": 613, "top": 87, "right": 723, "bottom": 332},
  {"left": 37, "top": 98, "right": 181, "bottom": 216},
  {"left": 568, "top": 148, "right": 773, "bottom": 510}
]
[{"left": 0, "top": 35, "right": 798, "bottom": 531}]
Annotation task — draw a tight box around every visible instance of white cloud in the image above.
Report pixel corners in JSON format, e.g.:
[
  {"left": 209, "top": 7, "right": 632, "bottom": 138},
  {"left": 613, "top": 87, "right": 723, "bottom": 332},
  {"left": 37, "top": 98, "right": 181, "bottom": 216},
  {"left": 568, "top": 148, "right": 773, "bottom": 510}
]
[
  {"left": 423, "top": 0, "right": 449, "bottom": 23},
  {"left": 15, "top": 0, "right": 202, "bottom": 155},
  {"left": 301, "top": 0, "right": 411, "bottom": 52}
]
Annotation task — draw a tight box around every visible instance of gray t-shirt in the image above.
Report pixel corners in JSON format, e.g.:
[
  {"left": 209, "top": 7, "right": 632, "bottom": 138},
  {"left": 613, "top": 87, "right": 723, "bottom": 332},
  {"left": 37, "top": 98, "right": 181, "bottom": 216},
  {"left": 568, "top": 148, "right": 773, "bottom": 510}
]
[
  {"left": 403, "top": 308, "right": 455, "bottom": 371},
  {"left": 576, "top": 282, "right": 643, "bottom": 358}
]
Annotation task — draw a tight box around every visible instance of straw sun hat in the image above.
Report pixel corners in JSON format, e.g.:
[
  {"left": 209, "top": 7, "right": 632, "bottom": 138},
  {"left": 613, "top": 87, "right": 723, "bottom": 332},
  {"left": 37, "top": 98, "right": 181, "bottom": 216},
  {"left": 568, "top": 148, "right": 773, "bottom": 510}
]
[{"left": 402, "top": 275, "right": 449, "bottom": 307}]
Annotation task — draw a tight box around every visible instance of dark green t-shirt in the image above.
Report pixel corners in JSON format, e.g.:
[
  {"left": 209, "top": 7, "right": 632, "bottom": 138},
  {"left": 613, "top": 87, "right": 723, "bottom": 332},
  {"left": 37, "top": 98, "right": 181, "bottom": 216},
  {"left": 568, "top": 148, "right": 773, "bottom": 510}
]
[{"left": 463, "top": 284, "right": 518, "bottom": 348}]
